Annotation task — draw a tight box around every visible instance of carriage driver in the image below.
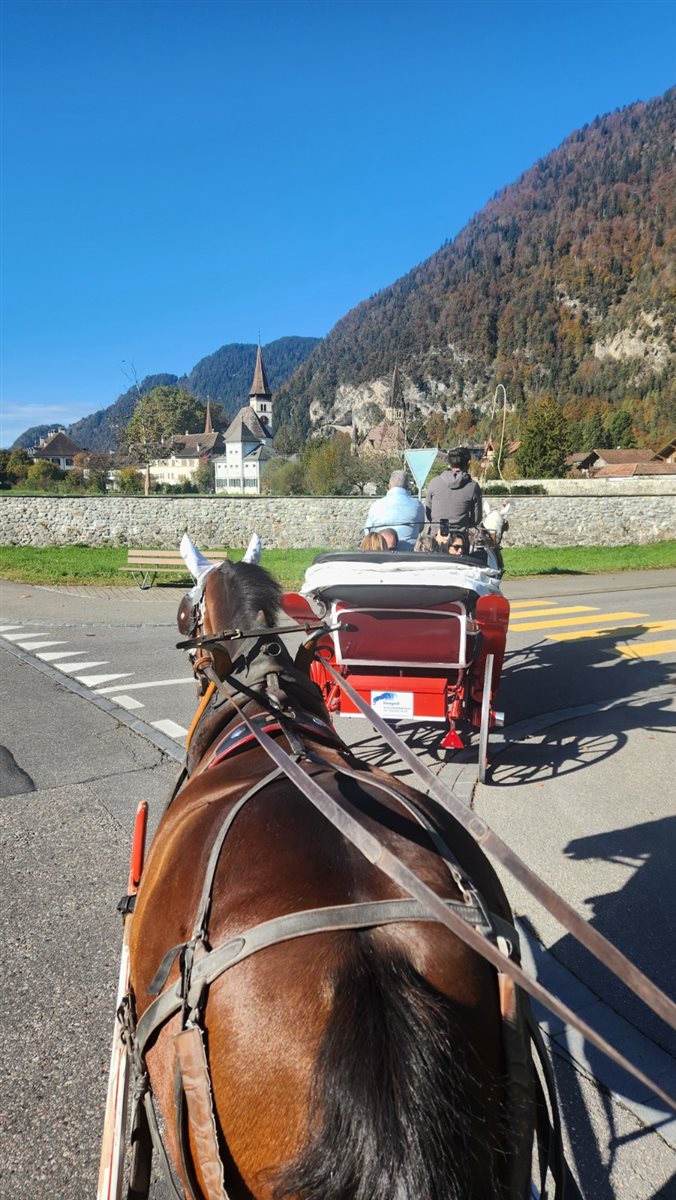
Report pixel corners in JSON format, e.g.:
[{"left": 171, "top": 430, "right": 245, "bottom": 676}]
[{"left": 425, "top": 448, "right": 482, "bottom": 535}]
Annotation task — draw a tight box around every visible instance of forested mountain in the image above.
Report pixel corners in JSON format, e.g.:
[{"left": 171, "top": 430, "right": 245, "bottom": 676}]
[
  {"left": 275, "top": 88, "right": 675, "bottom": 448},
  {"left": 12, "top": 337, "right": 319, "bottom": 451}
]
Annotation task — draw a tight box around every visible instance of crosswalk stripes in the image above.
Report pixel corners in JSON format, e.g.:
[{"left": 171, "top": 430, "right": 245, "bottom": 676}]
[
  {"left": 552, "top": 620, "right": 676, "bottom": 642},
  {"left": 508, "top": 599, "right": 674, "bottom": 659},
  {"left": 509, "top": 611, "right": 646, "bottom": 632},
  {"left": 616, "top": 639, "right": 676, "bottom": 658}
]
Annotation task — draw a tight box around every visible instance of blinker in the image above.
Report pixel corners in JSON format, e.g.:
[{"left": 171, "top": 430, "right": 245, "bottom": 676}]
[{"left": 177, "top": 594, "right": 198, "bottom": 636}]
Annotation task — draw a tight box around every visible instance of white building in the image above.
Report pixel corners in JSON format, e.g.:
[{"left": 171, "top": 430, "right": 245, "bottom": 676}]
[
  {"left": 31, "top": 429, "right": 84, "bottom": 470},
  {"left": 214, "top": 344, "right": 276, "bottom": 494}
]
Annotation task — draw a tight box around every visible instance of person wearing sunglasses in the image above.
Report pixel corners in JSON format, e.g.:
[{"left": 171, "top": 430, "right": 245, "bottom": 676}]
[{"left": 448, "top": 531, "right": 469, "bottom": 556}]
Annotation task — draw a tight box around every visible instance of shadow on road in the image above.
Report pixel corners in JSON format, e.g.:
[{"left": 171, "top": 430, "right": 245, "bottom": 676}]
[
  {"left": 492, "top": 624, "right": 675, "bottom": 785},
  {"left": 530, "top": 814, "right": 676, "bottom": 1197}
]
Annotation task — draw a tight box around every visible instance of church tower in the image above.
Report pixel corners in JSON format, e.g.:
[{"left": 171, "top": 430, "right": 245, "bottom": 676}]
[
  {"left": 248, "top": 341, "right": 273, "bottom": 433},
  {"left": 385, "top": 360, "right": 405, "bottom": 423}
]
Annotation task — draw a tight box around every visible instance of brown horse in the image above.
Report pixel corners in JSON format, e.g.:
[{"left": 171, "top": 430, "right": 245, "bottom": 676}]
[{"left": 127, "top": 552, "right": 535, "bottom": 1200}]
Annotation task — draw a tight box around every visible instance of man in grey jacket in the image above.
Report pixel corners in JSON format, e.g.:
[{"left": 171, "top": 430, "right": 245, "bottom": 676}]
[{"left": 425, "top": 448, "right": 482, "bottom": 532}]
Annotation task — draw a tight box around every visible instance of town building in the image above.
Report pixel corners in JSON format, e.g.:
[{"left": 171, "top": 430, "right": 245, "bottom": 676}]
[
  {"left": 30, "top": 429, "right": 84, "bottom": 470},
  {"left": 214, "top": 344, "right": 276, "bottom": 494},
  {"left": 145, "top": 401, "right": 224, "bottom": 487}
]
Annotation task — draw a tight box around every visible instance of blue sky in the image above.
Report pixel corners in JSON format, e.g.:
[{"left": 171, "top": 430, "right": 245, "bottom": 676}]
[{"left": 1, "top": 0, "right": 674, "bottom": 446}]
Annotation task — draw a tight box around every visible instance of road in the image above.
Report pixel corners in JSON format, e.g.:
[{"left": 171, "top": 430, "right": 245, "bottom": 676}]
[{"left": 1, "top": 569, "right": 675, "bottom": 1198}]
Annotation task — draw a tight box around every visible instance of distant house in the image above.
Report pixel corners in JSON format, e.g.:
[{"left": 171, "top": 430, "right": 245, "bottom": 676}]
[
  {"left": 31, "top": 429, "right": 84, "bottom": 470},
  {"left": 566, "top": 447, "right": 659, "bottom": 477},
  {"left": 213, "top": 344, "right": 276, "bottom": 494},
  {"left": 479, "top": 438, "right": 520, "bottom": 473},
  {"left": 593, "top": 461, "right": 676, "bottom": 478},
  {"left": 363, "top": 413, "right": 407, "bottom": 454},
  {"left": 148, "top": 402, "right": 225, "bottom": 487},
  {"left": 590, "top": 448, "right": 657, "bottom": 468},
  {"left": 654, "top": 435, "right": 676, "bottom": 464}
]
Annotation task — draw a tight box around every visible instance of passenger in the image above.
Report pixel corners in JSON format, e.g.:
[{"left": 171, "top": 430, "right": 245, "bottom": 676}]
[
  {"left": 363, "top": 470, "right": 425, "bottom": 551},
  {"left": 359, "top": 532, "right": 388, "bottom": 551},
  {"left": 448, "top": 531, "right": 469, "bottom": 556},
  {"left": 425, "top": 448, "right": 482, "bottom": 535},
  {"left": 413, "top": 533, "right": 439, "bottom": 554},
  {"left": 380, "top": 527, "right": 399, "bottom": 551}
]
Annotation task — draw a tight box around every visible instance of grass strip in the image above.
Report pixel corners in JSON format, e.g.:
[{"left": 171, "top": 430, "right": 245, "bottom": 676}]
[{"left": 0, "top": 541, "right": 674, "bottom": 590}]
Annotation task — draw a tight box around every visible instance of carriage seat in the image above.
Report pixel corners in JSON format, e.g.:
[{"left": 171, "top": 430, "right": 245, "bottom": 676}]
[{"left": 302, "top": 552, "right": 502, "bottom": 609}]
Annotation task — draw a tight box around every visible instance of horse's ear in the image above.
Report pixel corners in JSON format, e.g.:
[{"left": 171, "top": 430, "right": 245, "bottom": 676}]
[
  {"left": 180, "top": 533, "right": 216, "bottom": 581},
  {"left": 243, "top": 533, "right": 262, "bottom": 564},
  {"left": 501, "top": 501, "right": 511, "bottom": 515},
  {"left": 483, "top": 501, "right": 492, "bottom": 517}
]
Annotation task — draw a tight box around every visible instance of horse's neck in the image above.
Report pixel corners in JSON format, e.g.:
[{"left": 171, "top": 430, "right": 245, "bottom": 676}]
[{"left": 186, "top": 627, "right": 329, "bottom": 774}]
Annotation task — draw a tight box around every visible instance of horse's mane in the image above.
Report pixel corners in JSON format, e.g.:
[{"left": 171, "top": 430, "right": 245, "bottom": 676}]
[{"left": 219, "top": 559, "right": 282, "bottom": 628}]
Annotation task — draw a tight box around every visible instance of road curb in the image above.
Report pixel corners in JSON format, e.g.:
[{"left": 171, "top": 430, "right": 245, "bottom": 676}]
[{"left": 0, "top": 638, "right": 184, "bottom": 762}]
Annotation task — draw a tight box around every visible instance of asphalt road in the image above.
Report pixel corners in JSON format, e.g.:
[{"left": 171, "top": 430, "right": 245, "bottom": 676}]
[{"left": 1, "top": 569, "right": 675, "bottom": 1198}]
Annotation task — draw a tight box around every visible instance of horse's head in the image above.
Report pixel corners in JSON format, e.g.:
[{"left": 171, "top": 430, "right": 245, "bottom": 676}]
[{"left": 178, "top": 533, "right": 280, "bottom": 640}]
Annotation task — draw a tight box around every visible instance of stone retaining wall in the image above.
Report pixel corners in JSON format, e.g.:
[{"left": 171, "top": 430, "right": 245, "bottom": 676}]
[{"left": 1, "top": 491, "right": 675, "bottom": 549}]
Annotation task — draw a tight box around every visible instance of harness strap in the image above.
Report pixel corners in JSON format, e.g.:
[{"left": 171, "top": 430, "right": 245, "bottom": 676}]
[
  {"left": 192, "top": 766, "right": 285, "bottom": 945},
  {"left": 204, "top": 681, "right": 676, "bottom": 1112},
  {"left": 174, "top": 1027, "right": 228, "bottom": 1200},
  {"left": 304, "top": 748, "right": 496, "bottom": 937},
  {"left": 135, "top": 897, "right": 495, "bottom": 1059},
  {"left": 321, "top": 659, "right": 676, "bottom": 1034},
  {"left": 140, "top": 1089, "right": 185, "bottom": 1200}
]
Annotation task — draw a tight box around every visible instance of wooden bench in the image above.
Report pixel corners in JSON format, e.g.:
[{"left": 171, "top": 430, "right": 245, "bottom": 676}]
[{"left": 120, "top": 549, "right": 229, "bottom": 590}]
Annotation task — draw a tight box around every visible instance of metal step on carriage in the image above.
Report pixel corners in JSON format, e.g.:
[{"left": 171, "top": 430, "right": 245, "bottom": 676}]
[{"left": 293, "top": 542, "right": 510, "bottom": 782}]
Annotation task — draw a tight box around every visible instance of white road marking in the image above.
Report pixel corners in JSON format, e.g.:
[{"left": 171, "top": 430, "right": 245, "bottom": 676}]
[
  {"left": 57, "top": 660, "right": 109, "bottom": 673},
  {"left": 77, "top": 672, "right": 134, "bottom": 686},
  {"left": 114, "top": 695, "right": 145, "bottom": 711},
  {"left": 96, "top": 678, "right": 194, "bottom": 694},
  {"left": 37, "top": 650, "right": 86, "bottom": 661},
  {"left": 1, "top": 630, "right": 51, "bottom": 641},
  {"left": 151, "top": 719, "right": 188, "bottom": 740},
  {"left": 15, "top": 639, "right": 69, "bottom": 650},
  {"left": 0, "top": 624, "right": 24, "bottom": 632}
]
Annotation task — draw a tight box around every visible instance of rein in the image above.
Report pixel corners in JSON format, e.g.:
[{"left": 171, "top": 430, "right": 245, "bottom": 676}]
[
  {"left": 202, "top": 664, "right": 676, "bottom": 1113},
  {"left": 177, "top": 611, "right": 676, "bottom": 1111},
  {"left": 322, "top": 661, "right": 676, "bottom": 1031}
]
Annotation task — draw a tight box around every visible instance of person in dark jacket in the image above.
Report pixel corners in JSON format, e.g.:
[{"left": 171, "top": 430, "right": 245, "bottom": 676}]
[{"left": 425, "top": 448, "right": 482, "bottom": 532}]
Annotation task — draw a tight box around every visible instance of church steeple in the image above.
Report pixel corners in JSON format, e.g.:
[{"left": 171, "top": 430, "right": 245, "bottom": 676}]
[
  {"left": 386, "top": 359, "right": 405, "bottom": 422},
  {"left": 204, "top": 398, "right": 214, "bottom": 434},
  {"left": 248, "top": 340, "right": 273, "bottom": 431}
]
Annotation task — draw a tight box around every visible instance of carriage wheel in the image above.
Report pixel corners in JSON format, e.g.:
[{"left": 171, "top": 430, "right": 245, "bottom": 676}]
[{"left": 478, "top": 653, "right": 494, "bottom": 785}]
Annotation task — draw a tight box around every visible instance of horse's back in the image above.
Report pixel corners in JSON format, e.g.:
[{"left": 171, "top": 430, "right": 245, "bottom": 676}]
[{"left": 129, "top": 752, "right": 517, "bottom": 1198}]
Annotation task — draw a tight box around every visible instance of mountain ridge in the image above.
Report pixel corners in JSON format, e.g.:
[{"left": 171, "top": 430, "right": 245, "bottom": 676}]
[
  {"left": 274, "top": 88, "right": 675, "bottom": 447},
  {"left": 12, "top": 336, "right": 320, "bottom": 451}
]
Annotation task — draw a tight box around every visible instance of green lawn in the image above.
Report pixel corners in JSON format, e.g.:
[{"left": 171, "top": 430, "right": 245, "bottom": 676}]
[{"left": 0, "top": 541, "right": 674, "bottom": 590}]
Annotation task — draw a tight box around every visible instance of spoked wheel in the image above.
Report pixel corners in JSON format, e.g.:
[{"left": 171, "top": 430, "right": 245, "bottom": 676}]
[{"left": 478, "top": 653, "right": 494, "bottom": 784}]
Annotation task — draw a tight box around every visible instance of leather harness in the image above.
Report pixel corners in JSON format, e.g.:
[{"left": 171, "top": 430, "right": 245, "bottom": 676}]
[
  {"left": 122, "top": 593, "right": 675, "bottom": 1199},
  {"left": 124, "top": 622, "right": 554, "bottom": 1200}
]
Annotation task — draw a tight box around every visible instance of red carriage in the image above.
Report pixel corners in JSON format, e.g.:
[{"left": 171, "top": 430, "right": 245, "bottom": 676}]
[{"left": 292, "top": 545, "right": 510, "bottom": 782}]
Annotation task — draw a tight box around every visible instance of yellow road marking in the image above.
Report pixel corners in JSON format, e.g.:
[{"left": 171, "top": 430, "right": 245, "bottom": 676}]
[
  {"left": 509, "top": 599, "right": 561, "bottom": 609},
  {"left": 552, "top": 620, "right": 676, "bottom": 642},
  {"left": 615, "top": 639, "right": 676, "bottom": 659},
  {"left": 509, "top": 606, "right": 597, "bottom": 620},
  {"left": 509, "top": 611, "right": 646, "bottom": 632}
]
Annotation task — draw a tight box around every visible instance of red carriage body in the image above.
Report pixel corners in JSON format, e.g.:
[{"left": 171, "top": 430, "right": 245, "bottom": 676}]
[{"left": 286, "top": 551, "right": 510, "bottom": 779}]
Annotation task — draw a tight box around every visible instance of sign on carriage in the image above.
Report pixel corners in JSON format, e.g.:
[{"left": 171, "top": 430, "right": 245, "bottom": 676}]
[
  {"left": 405, "top": 447, "right": 439, "bottom": 496},
  {"left": 371, "top": 689, "right": 414, "bottom": 719}
]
